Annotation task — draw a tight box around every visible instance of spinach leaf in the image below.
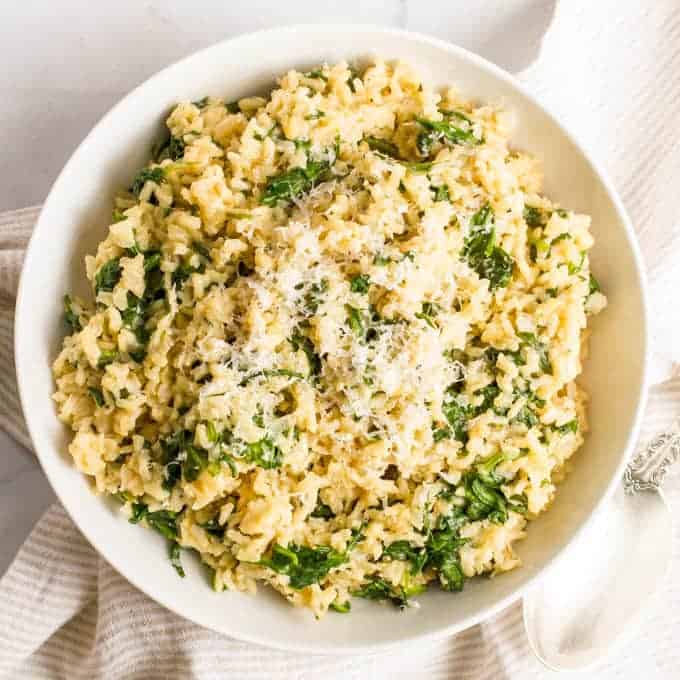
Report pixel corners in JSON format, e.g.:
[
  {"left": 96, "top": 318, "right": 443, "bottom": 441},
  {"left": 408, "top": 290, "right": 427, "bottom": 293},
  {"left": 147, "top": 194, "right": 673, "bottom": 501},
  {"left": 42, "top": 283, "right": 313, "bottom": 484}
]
[
  {"left": 169, "top": 542, "right": 185, "bottom": 577},
  {"left": 97, "top": 349, "right": 119, "bottom": 369},
  {"left": 155, "top": 136, "right": 185, "bottom": 162},
  {"left": 416, "top": 116, "right": 481, "bottom": 157},
  {"left": 462, "top": 204, "right": 514, "bottom": 290},
  {"left": 329, "top": 600, "right": 351, "bottom": 613},
  {"left": 517, "top": 332, "right": 552, "bottom": 374},
  {"left": 523, "top": 204, "right": 545, "bottom": 228},
  {"left": 261, "top": 158, "right": 332, "bottom": 206},
  {"left": 95, "top": 258, "right": 122, "bottom": 294},
  {"left": 346, "top": 305, "right": 365, "bottom": 338},
  {"left": 364, "top": 136, "right": 400, "bottom": 158},
  {"left": 350, "top": 274, "right": 371, "bottom": 294},
  {"left": 588, "top": 273, "right": 601, "bottom": 296},
  {"left": 311, "top": 502, "right": 335, "bottom": 519},
  {"left": 88, "top": 387, "right": 105, "bottom": 408},
  {"left": 131, "top": 167, "right": 165, "bottom": 197},
  {"left": 352, "top": 577, "right": 426, "bottom": 608},
  {"left": 63, "top": 295, "right": 82, "bottom": 333},
  {"left": 433, "top": 185, "right": 450, "bottom": 202},
  {"left": 554, "top": 419, "right": 578, "bottom": 435},
  {"left": 415, "top": 301, "right": 441, "bottom": 329},
  {"left": 129, "top": 504, "right": 180, "bottom": 541},
  {"left": 241, "top": 436, "right": 283, "bottom": 469},
  {"left": 259, "top": 543, "right": 347, "bottom": 590},
  {"left": 289, "top": 328, "right": 321, "bottom": 377}
]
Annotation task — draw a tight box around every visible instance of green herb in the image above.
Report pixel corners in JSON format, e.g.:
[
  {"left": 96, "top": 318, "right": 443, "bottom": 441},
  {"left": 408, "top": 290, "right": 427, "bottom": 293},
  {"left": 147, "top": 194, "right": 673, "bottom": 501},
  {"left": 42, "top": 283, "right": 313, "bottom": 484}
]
[
  {"left": 555, "top": 419, "right": 578, "bottom": 435},
  {"left": 350, "top": 274, "right": 371, "bottom": 294},
  {"left": 365, "top": 136, "right": 400, "bottom": 158},
  {"left": 261, "top": 159, "right": 332, "bottom": 206},
  {"left": 442, "top": 393, "right": 470, "bottom": 443},
  {"left": 95, "top": 258, "right": 122, "bottom": 294},
  {"left": 169, "top": 542, "right": 185, "bottom": 577},
  {"left": 382, "top": 541, "right": 427, "bottom": 574},
  {"left": 225, "top": 100, "right": 240, "bottom": 113},
  {"left": 432, "top": 426, "right": 451, "bottom": 442},
  {"left": 346, "top": 305, "right": 365, "bottom": 337},
  {"left": 567, "top": 252, "right": 586, "bottom": 275},
  {"left": 588, "top": 273, "right": 601, "bottom": 296},
  {"left": 293, "top": 138, "right": 311, "bottom": 151},
  {"left": 160, "top": 430, "right": 189, "bottom": 490},
  {"left": 303, "top": 278, "right": 328, "bottom": 314},
  {"left": 373, "top": 253, "right": 391, "bottom": 266},
  {"left": 183, "top": 444, "right": 209, "bottom": 482},
  {"left": 155, "top": 136, "right": 185, "bottom": 162},
  {"left": 403, "top": 161, "right": 434, "bottom": 173},
  {"left": 462, "top": 204, "right": 514, "bottom": 289},
  {"left": 551, "top": 232, "right": 572, "bottom": 246},
  {"left": 304, "top": 69, "right": 328, "bottom": 81},
  {"left": 112, "top": 208, "right": 127, "bottom": 223},
  {"left": 416, "top": 116, "right": 481, "bottom": 157},
  {"left": 523, "top": 205, "right": 545, "bottom": 228},
  {"left": 63, "top": 295, "right": 82, "bottom": 333},
  {"left": 192, "top": 241, "right": 211, "bottom": 260},
  {"left": 517, "top": 332, "right": 552, "bottom": 374},
  {"left": 241, "top": 436, "right": 283, "bottom": 469},
  {"left": 129, "top": 504, "right": 180, "bottom": 541},
  {"left": 311, "top": 502, "right": 335, "bottom": 519},
  {"left": 514, "top": 404, "right": 539, "bottom": 429},
  {"left": 130, "top": 167, "right": 165, "bottom": 197},
  {"left": 474, "top": 383, "right": 501, "bottom": 413},
  {"left": 289, "top": 329, "right": 321, "bottom": 377},
  {"left": 304, "top": 110, "right": 326, "bottom": 120},
  {"left": 352, "top": 577, "right": 426, "bottom": 608},
  {"left": 88, "top": 387, "right": 105, "bottom": 407},
  {"left": 259, "top": 543, "right": 348, "bottom": 589},
  {"left": 97, "top": 349, "right": 118, "bottom": 368},
  {"left": 415, "top": 301, "right": 441, "bottom": 329},
  {"left": 329, "top": 600, "right": 351, "bottom": 613},
  {"left": 433, "top": 185, "right": 450, "bottom": 202}
]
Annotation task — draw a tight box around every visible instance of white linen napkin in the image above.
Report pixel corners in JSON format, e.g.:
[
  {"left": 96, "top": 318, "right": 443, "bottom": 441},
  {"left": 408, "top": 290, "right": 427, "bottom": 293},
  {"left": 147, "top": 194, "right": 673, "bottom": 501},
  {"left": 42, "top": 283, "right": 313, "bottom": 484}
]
[{"left": 2, "top": 1, "right": 680, "bottom": 677}]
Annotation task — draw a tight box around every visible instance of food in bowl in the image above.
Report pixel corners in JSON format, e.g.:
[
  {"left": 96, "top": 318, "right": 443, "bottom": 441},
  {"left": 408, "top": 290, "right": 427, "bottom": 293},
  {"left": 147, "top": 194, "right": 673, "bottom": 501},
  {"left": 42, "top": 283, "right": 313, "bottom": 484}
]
[{"left": 52, "top": 59, "right": 607, "bottom": 617}]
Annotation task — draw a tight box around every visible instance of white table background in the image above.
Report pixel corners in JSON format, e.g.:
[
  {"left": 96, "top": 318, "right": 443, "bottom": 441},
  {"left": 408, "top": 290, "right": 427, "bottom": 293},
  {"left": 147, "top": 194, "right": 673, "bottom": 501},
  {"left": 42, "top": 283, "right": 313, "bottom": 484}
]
[{"left": 0, "top": 0, "right": 554, "bottom": 577}]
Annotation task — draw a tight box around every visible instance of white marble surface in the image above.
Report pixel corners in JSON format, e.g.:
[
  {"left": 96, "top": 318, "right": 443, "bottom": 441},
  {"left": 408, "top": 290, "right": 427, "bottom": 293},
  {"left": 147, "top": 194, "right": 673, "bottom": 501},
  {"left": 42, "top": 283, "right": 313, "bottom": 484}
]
[{"left": 0, "top": 0, "right": 553, "bottom": 576}]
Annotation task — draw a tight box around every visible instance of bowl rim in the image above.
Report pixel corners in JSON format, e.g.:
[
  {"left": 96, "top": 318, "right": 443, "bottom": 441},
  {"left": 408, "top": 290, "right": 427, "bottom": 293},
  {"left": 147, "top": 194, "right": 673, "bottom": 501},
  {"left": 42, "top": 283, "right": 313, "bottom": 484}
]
[{"left": 14, "top": 23, "right": 651, "bottom": 653}]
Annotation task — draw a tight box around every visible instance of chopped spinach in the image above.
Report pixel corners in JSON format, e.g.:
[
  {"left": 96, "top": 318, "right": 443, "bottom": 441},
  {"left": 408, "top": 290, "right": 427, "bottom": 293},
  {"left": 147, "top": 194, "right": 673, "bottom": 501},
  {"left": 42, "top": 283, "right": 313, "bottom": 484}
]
[
  {"left": 346, "top": 305, "right": 365, "bottom": 338},
  {"left": 130, "top": 167, "right": 165, "bottom": 197},
  {"left": 241, "top": 436, "right": 283, "bottom": 469},
  {"left": 588, "top": 273, "right": 601, "bottom": 296},
  {"left": 259, "top": 543, "right": 348, "bottom": 590},
  {"left": 169, "top": 542, "right": 185, "bottom": 577},
  {"left": 350, "top": 274, "right": 371, "bottom": 294},
  {"left": 261, "top": 158, "right": 332, "bottom": 207},
  {"left": 517, "top": 332, "right": 552, "bottom": 374},
  {"left": 97, "top": 349, "right": 119, "bottom": 368},
  {"left": 94, "top": 258, "right": 122, "bottom": 294},
  {"left": 462, "top": 204, "right": 514, "bottom": 289},
  {"left": 63, "top": 295, "right": 82, "bottom": 333},
  {"left": 88, "top": 387, "right": 105, "bottom": 408},
  {"left": 416, "top": 116, "right": 481, "bottom": 157},
  {"left": 554, "top": 419, "right": 578, "bottom": 435},
  {"left": 364, "top": 136, "right": 400, "bottom": 159},
  {"left": 289, "top": 328, "right": 321, "bottom": 377},
  {"left": 433, "top": 185, "right": 450, "bottom": 202},
  {"left": 415, "top": 301, "right": 441, "bottom": 329}
]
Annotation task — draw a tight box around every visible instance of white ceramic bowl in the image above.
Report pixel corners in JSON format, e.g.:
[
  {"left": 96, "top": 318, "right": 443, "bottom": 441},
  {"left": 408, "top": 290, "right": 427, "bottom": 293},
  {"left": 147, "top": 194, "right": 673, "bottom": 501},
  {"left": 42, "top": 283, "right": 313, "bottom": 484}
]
[{"left": 15, "top": 25, "right": 649, "bottom": 653}]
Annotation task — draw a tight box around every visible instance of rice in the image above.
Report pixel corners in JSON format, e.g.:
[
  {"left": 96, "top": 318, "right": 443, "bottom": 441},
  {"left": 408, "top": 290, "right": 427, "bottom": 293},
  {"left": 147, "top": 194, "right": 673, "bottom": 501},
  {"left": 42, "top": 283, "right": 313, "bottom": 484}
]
[{"left": 52, "top": 59, "right": 607, "bottom": 618}]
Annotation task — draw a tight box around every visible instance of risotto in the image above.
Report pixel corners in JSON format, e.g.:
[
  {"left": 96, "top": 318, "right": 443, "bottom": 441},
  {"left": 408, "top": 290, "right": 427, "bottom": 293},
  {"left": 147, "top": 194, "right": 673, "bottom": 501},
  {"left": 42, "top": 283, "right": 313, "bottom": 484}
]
[{"left": 52, "top": 60, "right": 607, "bottom": 617}]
